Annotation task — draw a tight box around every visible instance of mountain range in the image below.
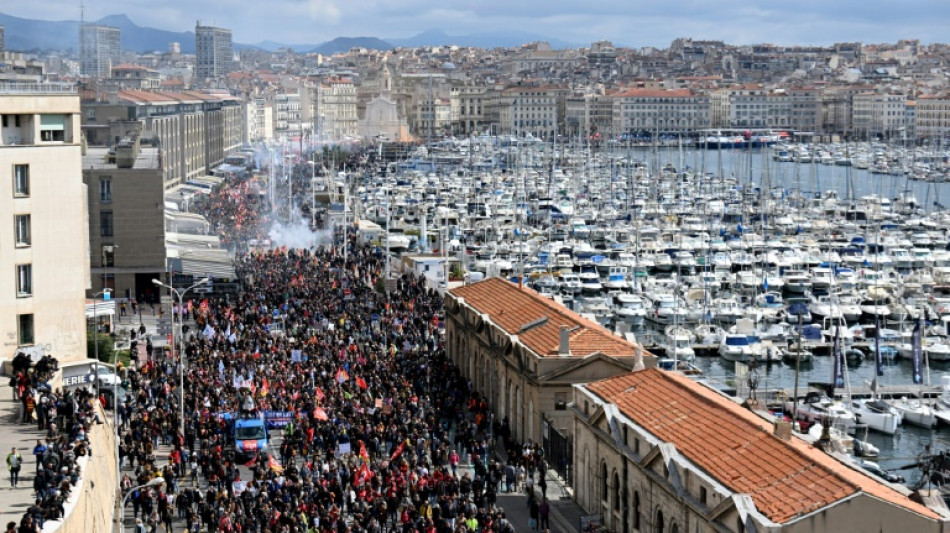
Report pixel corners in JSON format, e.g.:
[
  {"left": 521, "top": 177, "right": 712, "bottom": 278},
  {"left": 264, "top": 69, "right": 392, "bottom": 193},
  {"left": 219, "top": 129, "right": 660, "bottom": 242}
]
[{"left": 0, "top": 12, "right": 581, "bottom": 55}]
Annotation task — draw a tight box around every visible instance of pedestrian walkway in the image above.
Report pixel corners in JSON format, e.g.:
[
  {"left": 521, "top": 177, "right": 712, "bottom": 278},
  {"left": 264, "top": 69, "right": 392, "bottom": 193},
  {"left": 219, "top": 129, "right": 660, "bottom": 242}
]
[{"left": 0, "top": 389, "right": 49, "bottom": 528}]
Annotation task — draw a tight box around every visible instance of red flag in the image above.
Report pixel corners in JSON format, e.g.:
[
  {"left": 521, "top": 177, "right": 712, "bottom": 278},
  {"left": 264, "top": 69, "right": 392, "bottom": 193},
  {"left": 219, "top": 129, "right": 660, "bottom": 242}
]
[
  {"left": 313, "top": 407, "right": 329, "bottom": 421},
  {"left": 244, "top": 456, "right": 257, "bottom": 468},
  {"left": 359, "top": 441, "right": 370, "bottom": 462},
  {"left": 390, "top": 441, "right": 406, "bottom": 461},
  {"left": 356, "top": 376, "right": 368, "bottom": 390},
  {"left": 315, "top": 388, "right": 325, "bottom": 401},
  {"left": 336, "top": 369, "right": 349, "bottom": 383},
  {"left": 354, "top": 462, "right": 373, "bottom": 485},
  {"left": 267, "top": 456, "right": 284, "bottom": 473}
]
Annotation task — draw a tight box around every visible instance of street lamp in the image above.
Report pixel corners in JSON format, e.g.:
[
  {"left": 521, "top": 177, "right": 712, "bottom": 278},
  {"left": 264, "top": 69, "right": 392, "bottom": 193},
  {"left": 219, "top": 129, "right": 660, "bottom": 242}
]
[
  {"left": 116, "top": 477, "right": 165, "bottom": 533},
  {"left": 152, "top": 277, "right": 210, "bottom": 441},
  {"left": 308, "top": 160, "right": 317, "bottom": 227},
  {"left": 92, "top": 289, "right": 112, "bottom": 399}
]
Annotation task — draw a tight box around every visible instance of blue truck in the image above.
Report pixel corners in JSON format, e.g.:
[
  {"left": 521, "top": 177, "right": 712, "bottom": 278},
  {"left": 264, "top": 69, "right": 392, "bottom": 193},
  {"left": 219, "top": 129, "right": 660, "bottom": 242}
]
[{"left": 230, "top": 417, "right": 269, "bottom": 459}]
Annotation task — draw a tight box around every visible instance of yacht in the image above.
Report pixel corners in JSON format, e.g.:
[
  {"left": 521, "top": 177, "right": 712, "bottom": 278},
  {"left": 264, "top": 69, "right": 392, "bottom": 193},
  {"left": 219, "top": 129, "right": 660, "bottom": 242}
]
[
  {"left": 888, "top": 397, "right": 936, "bottom": 428},
  {"left": 851, "top": 397, "right": 901, "bottom": 435},
  {"left": 785, "top": 392, "right": 857, "bottom": 434}
]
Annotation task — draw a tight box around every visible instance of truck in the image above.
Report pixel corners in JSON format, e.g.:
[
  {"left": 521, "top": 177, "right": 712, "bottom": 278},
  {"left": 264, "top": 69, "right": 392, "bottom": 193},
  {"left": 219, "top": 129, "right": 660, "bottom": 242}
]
[{"left": 230, "top": 417, "right": 269, "bottom": 459}]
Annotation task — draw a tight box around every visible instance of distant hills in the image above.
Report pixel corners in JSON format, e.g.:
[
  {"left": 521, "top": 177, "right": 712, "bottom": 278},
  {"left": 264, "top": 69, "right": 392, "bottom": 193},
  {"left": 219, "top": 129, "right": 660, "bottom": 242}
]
[{"left": 0, "top": 12, "right": 581, "bottom": 54}]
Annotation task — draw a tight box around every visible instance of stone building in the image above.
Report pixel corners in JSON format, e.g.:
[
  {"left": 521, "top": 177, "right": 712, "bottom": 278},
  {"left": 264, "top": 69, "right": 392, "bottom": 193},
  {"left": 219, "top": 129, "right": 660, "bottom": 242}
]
[
  {"left": 445, "top": 277, "right": 653, "bottom": 448},
  {"left": 572, "top": 368, "right": 949, "bottom": 533}
]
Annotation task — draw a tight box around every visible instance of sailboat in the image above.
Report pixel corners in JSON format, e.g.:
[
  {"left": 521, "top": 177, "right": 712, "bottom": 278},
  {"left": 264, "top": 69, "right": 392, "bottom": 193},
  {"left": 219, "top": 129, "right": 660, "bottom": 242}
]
[{"left": 887, "top": 314, "right": 937, "bottom": 427}]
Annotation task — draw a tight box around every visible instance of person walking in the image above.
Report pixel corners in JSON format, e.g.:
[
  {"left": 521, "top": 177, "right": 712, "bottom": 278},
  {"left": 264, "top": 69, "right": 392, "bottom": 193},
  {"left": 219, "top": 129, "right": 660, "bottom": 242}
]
[
  {"left": 6, "top": 447, "right": 23, "bottom": 487},
  {"left": 539, "top": 499, "right": 550, "bottom": 530}
]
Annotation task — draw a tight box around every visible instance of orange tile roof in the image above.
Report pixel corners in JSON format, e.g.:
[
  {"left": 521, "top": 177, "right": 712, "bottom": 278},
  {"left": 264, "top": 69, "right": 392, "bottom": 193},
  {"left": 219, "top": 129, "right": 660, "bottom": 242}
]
[
  {"left": 586, "top": 369, "right": 940, "bottom": 523},
  {"left": 450, "top": 278, "right": 641, "bottom": 358}
]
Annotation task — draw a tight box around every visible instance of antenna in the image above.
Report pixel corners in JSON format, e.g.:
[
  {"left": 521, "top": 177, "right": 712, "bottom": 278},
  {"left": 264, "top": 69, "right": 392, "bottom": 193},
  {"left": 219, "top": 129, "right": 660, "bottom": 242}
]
[{"left": 80, "top": 0, "right": 85, "bottom": 25}]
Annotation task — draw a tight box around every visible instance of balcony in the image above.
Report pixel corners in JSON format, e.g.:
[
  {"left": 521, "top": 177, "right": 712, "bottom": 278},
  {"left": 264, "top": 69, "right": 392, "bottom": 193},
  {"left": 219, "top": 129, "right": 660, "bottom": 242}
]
[{"left": 0, "top": 82, "right": 76, "bottom": 95}]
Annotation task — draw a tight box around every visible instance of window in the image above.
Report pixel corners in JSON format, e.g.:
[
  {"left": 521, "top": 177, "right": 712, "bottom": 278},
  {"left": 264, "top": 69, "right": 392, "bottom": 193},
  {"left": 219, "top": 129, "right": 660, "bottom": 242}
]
[
  {"left": 601, "top": 463, "right": 608, "bottom": 504},
  {"left": 16, "top": 264, "right": 32, "bottom": 296},
  {"left": 99, "top": 177, "right": 112, "bottom": 203},
  {"left": 700, "top": 486, "right": 707, "bottom": 505},
  {"left": 39, "top": 114, "right": 66, "bottom": 142},
  {"left": 102, "top": 245, "right": 115, "bottom": 268},
  {"left": 17, "top": 314, "right": 34, "bottom": 346},
  {"left": 13, "top": 164, "right": 29, "bottom": 196},
  {"left": 14, "top": 214, "right": 30, "bottom": 246},
  {"left": 100, "top": 210, "right": 114, "bottom": 237},
  {"left": 633, "top": 492, "right": 641, "bottom": 530},
  {"left": 613, "top": 472, "right": 621, "bottom": 511}
]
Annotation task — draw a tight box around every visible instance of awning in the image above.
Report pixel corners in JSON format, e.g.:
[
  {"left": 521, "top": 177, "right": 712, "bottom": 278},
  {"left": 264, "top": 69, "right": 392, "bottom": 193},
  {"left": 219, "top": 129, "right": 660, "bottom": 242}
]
[{"left": 40, "top": 114, "right": 65, "bottom": 131}]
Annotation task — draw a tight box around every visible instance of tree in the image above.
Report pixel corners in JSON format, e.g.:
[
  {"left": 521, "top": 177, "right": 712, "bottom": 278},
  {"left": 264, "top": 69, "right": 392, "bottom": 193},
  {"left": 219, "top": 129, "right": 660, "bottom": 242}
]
[{"left": 86, "top": 330, "right": 116, "bottom": 363}]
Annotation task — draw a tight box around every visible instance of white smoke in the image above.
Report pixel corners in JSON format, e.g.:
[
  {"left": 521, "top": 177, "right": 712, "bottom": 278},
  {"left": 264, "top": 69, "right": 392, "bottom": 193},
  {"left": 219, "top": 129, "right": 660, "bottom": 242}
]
[{"left": 268, "top": 218, "right": 334, "bottom": 250}]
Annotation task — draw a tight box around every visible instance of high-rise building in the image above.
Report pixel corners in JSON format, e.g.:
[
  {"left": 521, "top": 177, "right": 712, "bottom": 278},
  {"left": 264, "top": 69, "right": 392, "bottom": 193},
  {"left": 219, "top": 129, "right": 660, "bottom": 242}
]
[
  {"left": 0, "top": 25, "right": 5, "bottom": 53},
  {"left": 0, "top": 83, "right": 90, "bottom": 364},
  {"left": 195, "top": 24, "right": 233, "bottom": 80},
  {"left": 80, "top": 24, "right": 120, "bottom": 79}
]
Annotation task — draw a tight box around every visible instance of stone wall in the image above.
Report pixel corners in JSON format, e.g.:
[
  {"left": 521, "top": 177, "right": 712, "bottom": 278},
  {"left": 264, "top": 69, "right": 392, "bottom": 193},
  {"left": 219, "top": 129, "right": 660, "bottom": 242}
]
[{"left": 41, "top": 404, "right": 117, "bottom": 533}]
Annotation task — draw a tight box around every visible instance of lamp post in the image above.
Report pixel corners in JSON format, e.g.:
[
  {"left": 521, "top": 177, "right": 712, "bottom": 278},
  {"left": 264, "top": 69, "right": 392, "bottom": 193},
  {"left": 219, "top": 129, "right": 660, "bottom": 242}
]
[
  {"left": 152, "top": 277, "right": 209, "bottom": 441},
  {"left": 308, "top": 160, "right": 317, "bottom": 228},
  {"left": 116, "top": 477, "right": 165, "bottom": 533}
]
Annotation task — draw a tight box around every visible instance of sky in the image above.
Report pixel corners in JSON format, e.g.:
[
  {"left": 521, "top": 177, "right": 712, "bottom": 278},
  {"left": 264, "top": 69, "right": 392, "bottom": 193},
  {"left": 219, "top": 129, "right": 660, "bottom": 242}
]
[{"left": 9, "top": 1, "right": 950, "bottom": 47}]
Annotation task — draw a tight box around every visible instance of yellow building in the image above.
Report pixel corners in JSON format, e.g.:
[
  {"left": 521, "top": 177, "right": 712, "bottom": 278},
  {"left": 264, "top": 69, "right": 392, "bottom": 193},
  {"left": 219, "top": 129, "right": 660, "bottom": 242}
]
[{"left": 0, "top": 84, "right": 89, "bottom": 364}]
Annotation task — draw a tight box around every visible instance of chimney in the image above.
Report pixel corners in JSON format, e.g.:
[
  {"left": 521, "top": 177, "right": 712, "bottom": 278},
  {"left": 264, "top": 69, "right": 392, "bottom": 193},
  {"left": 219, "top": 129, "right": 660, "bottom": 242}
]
[
  {"left": 773, "top": 420, "right": 792, "bottom": 441},
  {"left": 558, "top": 326, "right": 571, "bottom": 357}
]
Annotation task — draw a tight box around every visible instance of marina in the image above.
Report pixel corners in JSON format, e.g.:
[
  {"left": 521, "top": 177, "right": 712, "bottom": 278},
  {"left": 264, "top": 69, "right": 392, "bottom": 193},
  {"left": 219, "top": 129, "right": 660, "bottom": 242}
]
[{"left": 307, "top": 135, "right": 950, "bottom": 485}]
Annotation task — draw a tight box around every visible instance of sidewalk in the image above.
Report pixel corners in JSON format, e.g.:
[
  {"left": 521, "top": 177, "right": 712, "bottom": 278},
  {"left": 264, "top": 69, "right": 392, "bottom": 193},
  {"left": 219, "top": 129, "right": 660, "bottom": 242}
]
[{"left": 0, "top": 389, "right": 49, "bottom": 528}]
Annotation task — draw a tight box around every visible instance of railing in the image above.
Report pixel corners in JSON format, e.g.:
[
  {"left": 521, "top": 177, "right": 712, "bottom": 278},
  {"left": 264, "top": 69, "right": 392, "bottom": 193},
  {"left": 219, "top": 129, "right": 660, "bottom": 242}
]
[{"left": 0, "top": 81, "right": 77, "bottom": 94}]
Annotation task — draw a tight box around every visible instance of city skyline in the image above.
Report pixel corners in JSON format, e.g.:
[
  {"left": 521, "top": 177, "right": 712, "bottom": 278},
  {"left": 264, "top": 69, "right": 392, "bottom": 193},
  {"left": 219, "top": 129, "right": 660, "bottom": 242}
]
[{"left": 4, "top": 1, "right": 950, "bottom": 49}]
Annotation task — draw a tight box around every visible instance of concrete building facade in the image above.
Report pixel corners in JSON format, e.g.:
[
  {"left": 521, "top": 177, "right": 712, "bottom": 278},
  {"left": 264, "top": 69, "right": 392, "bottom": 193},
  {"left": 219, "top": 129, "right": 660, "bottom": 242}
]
[
  {"left": 79, "top": 24, "right": 120, "bottom": 79},
  {"left": 0, "top": 86, "right": 89, "bottom": 364},
  {"left": 195, "top": 24, "right": 234, "bottom": 81},
  {"left": 83, "top": 142, "right": 167, "bottom": 302},
  {"left": 613, "top": 88, "right": 710, "bottom": 133},
  {"left": 915, "top": 94, "right": 950, "bottom": 140}
]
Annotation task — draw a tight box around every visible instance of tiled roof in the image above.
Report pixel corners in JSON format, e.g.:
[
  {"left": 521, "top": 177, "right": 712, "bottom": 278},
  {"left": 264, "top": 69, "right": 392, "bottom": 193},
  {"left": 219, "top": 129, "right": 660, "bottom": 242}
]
[
  {"left": 586, "top": 369, "right": 940, "bottom": 523},
  {"left": 450, "top": 278, "right": 641, "bottom": 358}
]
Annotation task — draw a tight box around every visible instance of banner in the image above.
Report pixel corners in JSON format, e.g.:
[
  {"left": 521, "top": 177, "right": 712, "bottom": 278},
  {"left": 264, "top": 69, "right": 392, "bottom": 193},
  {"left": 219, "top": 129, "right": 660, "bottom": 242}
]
[
  {"left": 912, "top": 316, "right": 923, "bottom": 385},
  {"left": 874, "top": 313, "right": 884, "bottom": 377},
  {"left": 832, "top": 326, "right": 844, "bottom": 388}
]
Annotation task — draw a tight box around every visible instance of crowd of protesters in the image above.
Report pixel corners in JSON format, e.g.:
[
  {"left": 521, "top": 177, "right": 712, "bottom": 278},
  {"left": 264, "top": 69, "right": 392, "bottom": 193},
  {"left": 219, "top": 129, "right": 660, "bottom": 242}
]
[
  {"left": 8, "top": 353, "right": 102, "bottom": 532},
  {"left": 108, "top": 150, "right": 552, "bottom": 532}
]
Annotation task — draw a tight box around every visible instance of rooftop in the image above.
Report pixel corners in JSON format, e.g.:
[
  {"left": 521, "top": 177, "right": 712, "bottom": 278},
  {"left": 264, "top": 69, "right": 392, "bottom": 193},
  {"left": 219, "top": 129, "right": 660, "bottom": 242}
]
[
  {"left": 0, "top": 82, "right": 76, "bottom": 95},
  {"left": 83, "top": 146, "right": 161, "bottom": 170},
  {"left": 585, "top": 368, "right": 939, "bottom": 524},
  {"left": 450, "top": 277, "right": 643, "bottom": 358}
]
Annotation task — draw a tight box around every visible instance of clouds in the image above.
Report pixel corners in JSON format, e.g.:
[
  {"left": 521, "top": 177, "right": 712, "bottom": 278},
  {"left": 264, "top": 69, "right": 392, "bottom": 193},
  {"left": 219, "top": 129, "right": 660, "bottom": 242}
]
[{"left": 8, "top": 1, "right": 950, "bottom": 47}]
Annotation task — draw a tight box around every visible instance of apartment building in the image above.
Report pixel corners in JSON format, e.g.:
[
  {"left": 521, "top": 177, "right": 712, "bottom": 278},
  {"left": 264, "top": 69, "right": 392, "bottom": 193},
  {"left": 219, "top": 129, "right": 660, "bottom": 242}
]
[
  {"left": 612, "top": 88, "right": 710, "bottom": 134},
  {"left": 80, "top": 24, "right": 120, "bottom": 79},
  {"left": 0, "top": 84, "right": 89, "bottom": 365},
  {"left": 852, "top": 92, "right": 908, "bottom": 139},
  {"left": 915, "top": 94, "right": 950, "bottom": 140},
  {"left": 450, "top": 84, "right": 489, "bottom": 135},
  {"left": 243, "top": 96, "right": 274, "bottom": 143},
  {"left": 318, "top": 79, "right": 359, "bottom": 141},
  {"left": 195, "top": 24, "right": 234, "bottom": 81},
  {"left": 498, "top": 85, "right": 565, "bottom": 139}
]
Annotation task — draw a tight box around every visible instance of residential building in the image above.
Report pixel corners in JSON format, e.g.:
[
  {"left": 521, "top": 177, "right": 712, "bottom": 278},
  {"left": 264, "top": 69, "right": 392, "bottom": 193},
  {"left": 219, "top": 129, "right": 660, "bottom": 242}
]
[
  {"left": 318, "top": 79, "right": 359, "bottom": 140},
  {"left": 244, "top": 96, "right": 274, "bottom": 143},
  {"left": 572, "top": 368, "right": 949, "bottom": 533},
  {"left": 852, "top": 92, "right": 907, "bottom": 139},
  {"left": 0, "top": 25, "right": 5, "bottom": 53},
  {"left": 450, "top": 84, "right": 488, "bottom": 135},
  {"left": 612, "top": 88, "right": 710, "bottom": 134},
  {"left": 195, "top": 24, "right": 234, "bottom": 80},
  {"left": 109, "top": 64, "right": 162, "bottom": 90},
  {"left": 359, "top": 95, "right": 409, "bottom": 141},
  {"left": 80, "top": 24, "right": 120, "bottom": 79},
  {"left": 0, "top": 52, "right": 45, "bottom": 83},
  {"left": 272, "top": 90, "right": 305, "bottom": 139},
  {"left": 498, "top": 86, "right": 565, "bottom": 139},
  {"left": 915, "top": 94, "right": 950, "bottom": 140},
  {"left": 0, "top": 84, "right": 89, "bottom": 364},
  {"left": 445, "top": 278, "right": 654, "bottom": 459}
]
